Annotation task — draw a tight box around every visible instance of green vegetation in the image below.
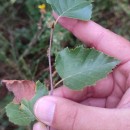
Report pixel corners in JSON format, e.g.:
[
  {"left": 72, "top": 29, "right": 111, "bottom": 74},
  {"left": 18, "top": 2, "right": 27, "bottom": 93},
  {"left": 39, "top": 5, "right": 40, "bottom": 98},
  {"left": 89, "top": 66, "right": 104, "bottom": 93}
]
[{"left": 0, "top": 0, "right": 130, "bottom": 129}]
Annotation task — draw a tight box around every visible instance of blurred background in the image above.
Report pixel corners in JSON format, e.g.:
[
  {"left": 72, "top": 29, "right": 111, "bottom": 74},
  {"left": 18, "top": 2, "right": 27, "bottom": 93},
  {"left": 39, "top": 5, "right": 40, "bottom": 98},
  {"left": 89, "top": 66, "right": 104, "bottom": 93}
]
[{"left": 0, "top": 0, "right": 130, "bottom": 130}]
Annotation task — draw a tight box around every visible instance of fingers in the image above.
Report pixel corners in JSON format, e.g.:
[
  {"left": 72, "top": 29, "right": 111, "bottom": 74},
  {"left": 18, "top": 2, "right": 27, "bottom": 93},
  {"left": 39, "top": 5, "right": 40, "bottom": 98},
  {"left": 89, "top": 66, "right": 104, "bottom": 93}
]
[
  {"left": 117, "top": 88, "right": 130, "bottom": 108},
  {"left": 53, "top": 13, "right": 130, "bottom": 62},
  {"left": 33, "top": 122, "right": 46, "bottom": 130},
  {"left": 33, "top": 122, "right": 56, "bottom": 130},
  {"left": 34, "top": 96, "right": 130, "bottom": 130},
  {"left": 81, "top": 98, "right": 106, "bottom": 108},
  {"left": 53, "top": 74, "right": 113, "bottom": 102}
]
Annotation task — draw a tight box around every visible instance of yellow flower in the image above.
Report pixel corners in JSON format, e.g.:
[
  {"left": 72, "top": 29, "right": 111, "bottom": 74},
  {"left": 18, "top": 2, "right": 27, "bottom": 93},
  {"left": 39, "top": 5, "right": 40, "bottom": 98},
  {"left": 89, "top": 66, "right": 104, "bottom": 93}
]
[{"left": 38, "top": 4, "right": 46, "bottom": 9}]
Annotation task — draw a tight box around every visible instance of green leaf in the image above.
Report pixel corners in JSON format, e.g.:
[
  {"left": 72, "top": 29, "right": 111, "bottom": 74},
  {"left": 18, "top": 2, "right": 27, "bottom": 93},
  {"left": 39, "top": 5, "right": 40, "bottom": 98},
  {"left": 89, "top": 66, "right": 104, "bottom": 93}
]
[
  {"left": 6, "top": 81, "right": 48, "bottom": 126},
  {"left": 6, "top": 102, "right": 34, "bottom": 126},
  {"left": 55, "top": 46, "right": 120, "bottom": 90},
  {"left": 46, "top": 0, "right": 92, "bottom": 21},
  {"left": 31, "top": 81, "right": 48, "bottom": 105}
]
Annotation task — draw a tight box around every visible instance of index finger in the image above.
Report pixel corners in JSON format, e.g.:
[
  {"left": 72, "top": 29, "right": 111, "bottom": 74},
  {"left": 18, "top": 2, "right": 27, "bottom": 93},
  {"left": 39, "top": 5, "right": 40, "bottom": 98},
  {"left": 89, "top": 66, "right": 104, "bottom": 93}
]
[{"left": 54, "top": 14, "right": 130, "bottom": 62}]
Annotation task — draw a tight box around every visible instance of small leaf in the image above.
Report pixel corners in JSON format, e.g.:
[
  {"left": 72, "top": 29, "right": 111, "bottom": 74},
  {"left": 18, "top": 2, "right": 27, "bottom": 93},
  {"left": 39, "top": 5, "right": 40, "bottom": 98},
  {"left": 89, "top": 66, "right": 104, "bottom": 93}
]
[
  {"left": 55, "top": 46, "right": 120, "bottom": 90},
  {"left": 46, "top": 0, "right": 92, "bottom": 21},
  {"left": 6, "top": 102, "right": 34, "bottom": 126},
  {"left": 5, "top": 81, "right": 48, "bottom": 126}
]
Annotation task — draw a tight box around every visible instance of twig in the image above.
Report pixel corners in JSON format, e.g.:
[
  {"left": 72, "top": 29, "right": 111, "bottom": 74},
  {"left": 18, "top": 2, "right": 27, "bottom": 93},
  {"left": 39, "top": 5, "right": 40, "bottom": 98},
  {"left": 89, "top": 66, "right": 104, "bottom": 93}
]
[
  {"left": 47, "top": 17, "right": 60, "bottom": 130},
  {"left": 48, "top": 23, "right": 55, "bottom": 96}
]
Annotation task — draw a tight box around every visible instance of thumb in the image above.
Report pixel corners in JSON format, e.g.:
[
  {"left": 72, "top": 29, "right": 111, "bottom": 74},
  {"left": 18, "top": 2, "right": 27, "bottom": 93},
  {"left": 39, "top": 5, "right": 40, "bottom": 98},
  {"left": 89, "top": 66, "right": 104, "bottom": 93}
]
[{"left": 34, "top": 96, "right": 130, "bottom": 130}]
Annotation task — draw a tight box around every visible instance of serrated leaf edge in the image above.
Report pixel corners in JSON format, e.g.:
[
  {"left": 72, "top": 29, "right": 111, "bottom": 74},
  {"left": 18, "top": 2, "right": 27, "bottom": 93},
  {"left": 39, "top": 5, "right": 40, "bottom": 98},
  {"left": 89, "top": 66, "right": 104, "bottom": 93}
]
[{"left": 55, "top": 46, "right": 120, "bottom": 90}]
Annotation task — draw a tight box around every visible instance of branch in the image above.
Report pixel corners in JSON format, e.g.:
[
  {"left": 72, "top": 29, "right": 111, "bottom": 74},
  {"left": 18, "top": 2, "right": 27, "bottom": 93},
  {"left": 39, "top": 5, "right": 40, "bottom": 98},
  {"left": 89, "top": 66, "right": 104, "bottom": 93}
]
[{"left": 48, "top": 23, "right": 54, "bottom": 95}]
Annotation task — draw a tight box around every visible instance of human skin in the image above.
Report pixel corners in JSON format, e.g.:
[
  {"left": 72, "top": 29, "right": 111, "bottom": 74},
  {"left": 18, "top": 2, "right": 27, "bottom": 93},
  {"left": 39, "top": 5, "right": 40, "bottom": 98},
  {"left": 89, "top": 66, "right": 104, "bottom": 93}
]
[{"left": 33, "top": 16, "right": 130, "bottom": 130}]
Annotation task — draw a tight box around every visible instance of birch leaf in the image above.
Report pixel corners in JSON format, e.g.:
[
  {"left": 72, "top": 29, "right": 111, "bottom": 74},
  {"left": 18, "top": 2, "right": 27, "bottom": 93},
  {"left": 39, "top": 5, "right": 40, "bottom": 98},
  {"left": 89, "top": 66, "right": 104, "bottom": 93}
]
[
  {"left": 46, "top": 0, "right": 92, "bottom": 21},
  {"left": 2, "top": 80, "right": 35, "bottom": 104},
  {"left": 5, "top": 81, "right": 48, "bottom": 126},
  {"left": 6, "top": 102, "right": 35, "bottom": 126},
  {"left": 55, "top": 46, "right": 120, "bottom": 90}
]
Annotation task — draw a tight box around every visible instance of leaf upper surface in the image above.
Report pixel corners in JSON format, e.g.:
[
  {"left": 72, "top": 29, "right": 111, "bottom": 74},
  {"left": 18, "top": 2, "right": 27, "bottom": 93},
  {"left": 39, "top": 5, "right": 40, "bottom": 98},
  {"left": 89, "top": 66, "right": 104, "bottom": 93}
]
[
  {"left": 31, "top": 81, "right": 48, "bottom": 105},
  {"left": 46, "top": 0, "right": 92, "bottom": 21},
  {"left": 55, "top": 46, "right": 120, "bottom": 90},
  {"left": 6, "top": 103, "right": 34, "bottom": 126}
]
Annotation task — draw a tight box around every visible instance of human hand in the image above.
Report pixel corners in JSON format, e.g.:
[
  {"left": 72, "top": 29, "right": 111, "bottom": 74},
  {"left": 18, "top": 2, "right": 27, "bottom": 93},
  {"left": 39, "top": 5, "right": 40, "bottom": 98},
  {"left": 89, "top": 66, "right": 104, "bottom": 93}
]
[{"left": 33, "top": 16, "right": 130, "bottom": 130}]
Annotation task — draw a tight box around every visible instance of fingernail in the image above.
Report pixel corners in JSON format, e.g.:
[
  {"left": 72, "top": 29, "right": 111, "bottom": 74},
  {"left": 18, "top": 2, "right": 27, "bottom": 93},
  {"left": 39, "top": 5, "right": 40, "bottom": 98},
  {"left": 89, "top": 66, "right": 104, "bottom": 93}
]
[{"left": 34, "top": 98, "right": 56, "bottom": 126}]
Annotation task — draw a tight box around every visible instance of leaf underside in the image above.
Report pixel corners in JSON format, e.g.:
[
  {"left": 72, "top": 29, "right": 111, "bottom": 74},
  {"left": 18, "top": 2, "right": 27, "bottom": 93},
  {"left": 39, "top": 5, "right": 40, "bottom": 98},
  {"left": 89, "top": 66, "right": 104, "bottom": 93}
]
[
  {"left": 55, "top": 46, "right": 120, "bottom": 90},
  {"left": 46, "top": 0, "right": 92, "bottom": 21},
  {"left": 2, "top": 80, "right": 36, "bottom": 104}
]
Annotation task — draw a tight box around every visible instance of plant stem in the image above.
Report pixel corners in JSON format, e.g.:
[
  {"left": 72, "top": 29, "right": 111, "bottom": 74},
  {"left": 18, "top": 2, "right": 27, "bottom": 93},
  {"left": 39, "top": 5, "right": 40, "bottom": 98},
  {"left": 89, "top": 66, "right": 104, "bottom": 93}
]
[
  {"left": 48, "top": 23, "right": 55, "bottom": 95},
  {"left": 48, "top": 18, "right": 59, "bottom": 130}
]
